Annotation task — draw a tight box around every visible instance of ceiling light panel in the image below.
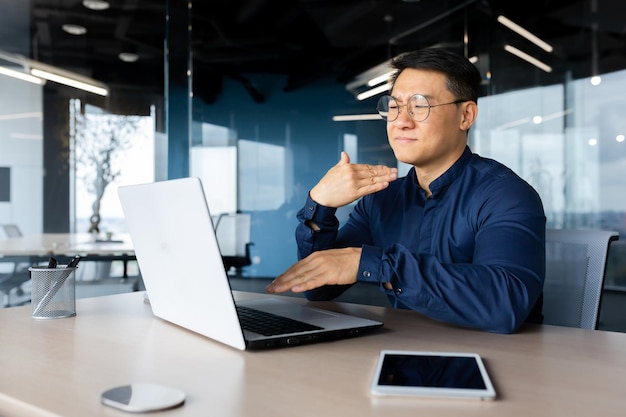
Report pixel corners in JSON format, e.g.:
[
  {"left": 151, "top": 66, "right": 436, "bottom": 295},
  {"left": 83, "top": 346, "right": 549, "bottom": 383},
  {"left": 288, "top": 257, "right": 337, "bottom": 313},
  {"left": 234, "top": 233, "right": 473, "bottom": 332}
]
[
  {"left": 0, "top": 66, "right": 46, "bottom": 85},
  {"left": 62, "top": 24, "right": 87, "bottom": 36},
  {"left": 119, "top": 52, "right": 139, "bottom": 63},
  {"left": 497, "top": 15, "right": 553, "bottom": 53},
  {"left": 82, "top": 0, "right": 110, "bottom": 11}
]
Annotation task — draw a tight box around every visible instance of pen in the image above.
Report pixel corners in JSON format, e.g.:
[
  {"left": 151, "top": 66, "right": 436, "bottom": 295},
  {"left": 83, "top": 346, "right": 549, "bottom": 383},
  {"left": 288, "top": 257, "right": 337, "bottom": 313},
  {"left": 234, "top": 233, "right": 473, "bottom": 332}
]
[
  {"left": 48, "top": 256, "right": 58, "bottom": 268},
  {"left": 67, "top": 255, "right": 81, "bottom": 268}
]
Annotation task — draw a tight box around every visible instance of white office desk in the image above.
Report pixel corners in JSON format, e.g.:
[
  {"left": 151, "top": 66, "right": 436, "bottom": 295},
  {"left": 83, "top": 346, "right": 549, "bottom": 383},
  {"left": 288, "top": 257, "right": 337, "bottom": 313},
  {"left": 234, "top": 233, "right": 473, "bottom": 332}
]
[
  {"left": 0, "top": 233, "right": 136, "bottom": 278},
  {"left": 0, "top": 233, "right": 134, "bottom": 258},
  {"left": 0, "top": 291, "right": 625, "bottom": 417}
]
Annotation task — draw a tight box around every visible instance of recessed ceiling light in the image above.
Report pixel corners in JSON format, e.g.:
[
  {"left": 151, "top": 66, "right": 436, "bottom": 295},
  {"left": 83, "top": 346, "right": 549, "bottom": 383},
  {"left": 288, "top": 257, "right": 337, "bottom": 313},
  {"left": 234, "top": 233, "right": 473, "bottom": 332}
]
[
  {"left": 83, "top": 0, "right": 110, "bottom": 10},
  {"left": 119, "top": 52, "right": 139, "bottom": 63},
  {"left": 62, "top": 24, "right": 87, "bottom": 36}
]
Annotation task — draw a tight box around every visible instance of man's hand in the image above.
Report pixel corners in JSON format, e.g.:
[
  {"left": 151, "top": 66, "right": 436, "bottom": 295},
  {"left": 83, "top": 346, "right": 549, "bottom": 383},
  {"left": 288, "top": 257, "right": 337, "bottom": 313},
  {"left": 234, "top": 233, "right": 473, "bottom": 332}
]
[
  {"left": 310, "top": 152, "right": 398, "bottom": 207},
  {"left": 266, "top": 247, "right": 362, "bottom": 294}
]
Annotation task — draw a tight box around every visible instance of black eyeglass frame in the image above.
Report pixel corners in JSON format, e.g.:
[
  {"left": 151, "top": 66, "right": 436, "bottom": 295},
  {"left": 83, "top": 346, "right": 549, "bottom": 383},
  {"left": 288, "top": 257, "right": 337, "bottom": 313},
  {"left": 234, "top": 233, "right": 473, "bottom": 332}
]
[{"left": 377, "top": 94, "right": 470, "bottom": 122}]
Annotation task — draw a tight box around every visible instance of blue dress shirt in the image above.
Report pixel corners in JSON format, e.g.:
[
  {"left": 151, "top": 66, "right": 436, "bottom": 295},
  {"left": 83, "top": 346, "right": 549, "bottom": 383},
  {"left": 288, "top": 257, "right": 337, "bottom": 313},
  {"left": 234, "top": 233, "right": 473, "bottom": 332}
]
[{"left": 296, "top": 146, "right": 546, "bottom": 334}]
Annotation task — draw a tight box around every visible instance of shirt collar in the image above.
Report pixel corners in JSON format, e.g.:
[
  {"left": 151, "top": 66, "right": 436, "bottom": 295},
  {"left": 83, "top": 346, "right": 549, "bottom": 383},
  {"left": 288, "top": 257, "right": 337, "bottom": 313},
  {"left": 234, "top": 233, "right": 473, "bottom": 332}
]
[{"left": 414, "top": 146, "right": 473, "bottom": 197}]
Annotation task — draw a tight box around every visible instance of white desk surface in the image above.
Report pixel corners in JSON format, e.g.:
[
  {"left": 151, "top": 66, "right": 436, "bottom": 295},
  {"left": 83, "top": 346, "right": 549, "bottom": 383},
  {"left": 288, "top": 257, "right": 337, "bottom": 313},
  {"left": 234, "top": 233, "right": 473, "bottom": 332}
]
[
  {"left": 0, "top": 291, "right": 625, "bottom": 417},
  {"left": 0, "top": 233, "right": 134, "bottom": 257}
]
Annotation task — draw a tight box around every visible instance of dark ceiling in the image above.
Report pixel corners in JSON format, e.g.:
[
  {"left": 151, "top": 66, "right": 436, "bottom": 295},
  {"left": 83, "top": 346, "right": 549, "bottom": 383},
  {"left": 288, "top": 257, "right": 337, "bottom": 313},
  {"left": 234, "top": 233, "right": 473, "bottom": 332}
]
[{"left": 3, "top": 0, "right": 626, "bottom": 104}]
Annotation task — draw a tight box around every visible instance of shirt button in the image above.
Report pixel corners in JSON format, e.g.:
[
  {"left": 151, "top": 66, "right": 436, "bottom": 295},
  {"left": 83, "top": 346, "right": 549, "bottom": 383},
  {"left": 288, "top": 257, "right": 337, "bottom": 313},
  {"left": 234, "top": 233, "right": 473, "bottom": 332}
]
[
  {"left": 395, "top": 288, "right": 402, "bottom": 294},
  {"left": 362, "top": 271, "right": 371, "bottom": 278},
  {"left": 308, "top": 205, "right": 315, "bottom": 211}
]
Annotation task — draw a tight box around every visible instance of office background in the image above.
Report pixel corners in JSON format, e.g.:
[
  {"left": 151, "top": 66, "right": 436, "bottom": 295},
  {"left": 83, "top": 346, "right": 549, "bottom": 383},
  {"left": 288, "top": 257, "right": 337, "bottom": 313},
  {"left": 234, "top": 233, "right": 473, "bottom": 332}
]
[{"left": 1, "top": 1, "right": 626, "bottom": 292}]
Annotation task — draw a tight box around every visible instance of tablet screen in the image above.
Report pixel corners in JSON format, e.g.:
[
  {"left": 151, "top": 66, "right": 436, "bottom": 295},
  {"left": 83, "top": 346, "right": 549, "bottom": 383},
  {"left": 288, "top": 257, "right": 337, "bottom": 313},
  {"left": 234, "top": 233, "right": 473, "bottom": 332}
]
[{"left": 370, "top": 350, "right": 496, "bottom": 400}]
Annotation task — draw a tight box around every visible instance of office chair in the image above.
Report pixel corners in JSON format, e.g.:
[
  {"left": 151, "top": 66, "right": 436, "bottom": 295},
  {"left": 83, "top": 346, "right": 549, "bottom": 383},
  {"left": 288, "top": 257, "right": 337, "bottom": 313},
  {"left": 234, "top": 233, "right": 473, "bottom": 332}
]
[
  {"left": 0, "top": 224, "right": 32, "bottom": 307},
  {"left": 543, "top": 228, "right": 619, "bottom": 329},
  {"left": 2, "top": 224, "right": 22, "bottom": 238},
  {"left": 214, "top": 213, "right": 253, "bottom": 276}
]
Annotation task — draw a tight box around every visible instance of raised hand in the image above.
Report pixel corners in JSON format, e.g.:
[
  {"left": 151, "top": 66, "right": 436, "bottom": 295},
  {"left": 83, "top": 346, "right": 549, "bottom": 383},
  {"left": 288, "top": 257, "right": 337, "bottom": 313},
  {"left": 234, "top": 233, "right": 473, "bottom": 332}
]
[{"left": 309, "top": 152, "right": 398, "bottom": 207}]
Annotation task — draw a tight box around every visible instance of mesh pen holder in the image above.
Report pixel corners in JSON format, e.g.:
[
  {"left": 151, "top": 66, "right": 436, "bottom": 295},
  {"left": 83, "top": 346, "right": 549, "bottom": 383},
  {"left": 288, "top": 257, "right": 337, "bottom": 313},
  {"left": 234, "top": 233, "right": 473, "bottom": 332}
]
[{"left": 30, "top": 265, "right": 77, "bottom": 319}]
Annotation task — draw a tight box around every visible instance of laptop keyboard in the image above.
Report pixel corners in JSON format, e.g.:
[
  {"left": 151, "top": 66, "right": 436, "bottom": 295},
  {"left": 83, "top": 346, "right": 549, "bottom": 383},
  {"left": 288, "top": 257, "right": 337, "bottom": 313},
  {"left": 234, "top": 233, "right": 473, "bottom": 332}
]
[{"left": 236, "top": 305, "right": 323, "bottom": 336}]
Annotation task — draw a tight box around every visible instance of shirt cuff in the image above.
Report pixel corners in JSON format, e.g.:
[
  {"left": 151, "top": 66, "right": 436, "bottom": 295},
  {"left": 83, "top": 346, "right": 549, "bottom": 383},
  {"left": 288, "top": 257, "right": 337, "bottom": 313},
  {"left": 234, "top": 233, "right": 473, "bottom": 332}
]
[
  {"left": 359, "top": 245, "right": 402, "bottom": 295},
  {"left": 301, "top": 194, "right": 337, "bottom": 224},
  {"left": 357, "top": 244, "right": 383, "bottom": 284}
]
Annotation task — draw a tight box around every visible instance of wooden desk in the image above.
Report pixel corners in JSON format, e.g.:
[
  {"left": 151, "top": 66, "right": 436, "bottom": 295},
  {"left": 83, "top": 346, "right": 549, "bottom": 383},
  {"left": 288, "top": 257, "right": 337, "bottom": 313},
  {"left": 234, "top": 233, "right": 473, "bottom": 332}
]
[{"left": 0, "top": 291, "right": 624, "bottom": 417}]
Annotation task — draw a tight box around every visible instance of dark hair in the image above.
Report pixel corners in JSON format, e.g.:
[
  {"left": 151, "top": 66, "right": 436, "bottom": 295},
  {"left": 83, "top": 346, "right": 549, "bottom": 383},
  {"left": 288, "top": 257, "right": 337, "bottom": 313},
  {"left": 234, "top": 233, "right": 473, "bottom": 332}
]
[{"left": 390, "top": 48, "right": 482, "bottom": 103}]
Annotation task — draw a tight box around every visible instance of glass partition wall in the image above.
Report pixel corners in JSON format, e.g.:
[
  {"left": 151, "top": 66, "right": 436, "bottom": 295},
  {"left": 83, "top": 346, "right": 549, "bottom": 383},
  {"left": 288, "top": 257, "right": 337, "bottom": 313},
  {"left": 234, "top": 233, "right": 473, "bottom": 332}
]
[
  {"left": 470, "top": 73, "right": 626, "bottom": 288},
  {"left": 0, "top": 1, "right": 625, "bottom": 289}
]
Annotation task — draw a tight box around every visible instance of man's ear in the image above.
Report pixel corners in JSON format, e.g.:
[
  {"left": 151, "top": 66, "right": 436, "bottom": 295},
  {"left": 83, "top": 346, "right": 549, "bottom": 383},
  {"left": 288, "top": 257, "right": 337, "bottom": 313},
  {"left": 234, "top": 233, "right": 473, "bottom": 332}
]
[{"left": 459, "top": 101, "right": 478, "bottom": 131}]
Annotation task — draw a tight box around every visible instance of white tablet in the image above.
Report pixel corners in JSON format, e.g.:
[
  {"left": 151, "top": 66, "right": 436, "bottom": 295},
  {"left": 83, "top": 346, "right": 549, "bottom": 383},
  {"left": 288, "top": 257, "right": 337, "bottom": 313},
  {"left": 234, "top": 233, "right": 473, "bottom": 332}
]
[{"left": 370, "top": 350, "right": 496, "bottom": 400}]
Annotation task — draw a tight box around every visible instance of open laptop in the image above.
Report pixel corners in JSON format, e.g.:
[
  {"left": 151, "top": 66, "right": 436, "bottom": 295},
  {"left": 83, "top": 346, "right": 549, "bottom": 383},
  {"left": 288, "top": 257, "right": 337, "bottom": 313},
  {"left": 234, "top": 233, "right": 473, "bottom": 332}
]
[{"left": 117, "top": 177, "right": 383, "bottom": 350}]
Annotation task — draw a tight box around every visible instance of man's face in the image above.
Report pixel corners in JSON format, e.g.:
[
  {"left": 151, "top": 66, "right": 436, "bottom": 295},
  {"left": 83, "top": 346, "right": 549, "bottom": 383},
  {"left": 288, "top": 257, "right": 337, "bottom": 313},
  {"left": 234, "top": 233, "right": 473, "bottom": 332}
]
[{"left": 386, "top": 68, "right": 474, "bottom": 171}]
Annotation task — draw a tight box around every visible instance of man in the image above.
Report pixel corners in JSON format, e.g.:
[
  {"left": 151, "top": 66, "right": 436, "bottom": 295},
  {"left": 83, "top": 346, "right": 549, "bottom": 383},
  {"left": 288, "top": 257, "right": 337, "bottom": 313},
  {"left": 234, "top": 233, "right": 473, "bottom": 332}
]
[{"left": 266, "top": 48, "right": 546, "bottom": 334}]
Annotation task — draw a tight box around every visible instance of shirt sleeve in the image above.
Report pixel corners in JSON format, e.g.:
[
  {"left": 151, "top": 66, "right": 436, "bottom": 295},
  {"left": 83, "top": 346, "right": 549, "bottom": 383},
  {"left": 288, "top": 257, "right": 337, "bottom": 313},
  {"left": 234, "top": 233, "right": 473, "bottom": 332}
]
[{"left": 295, "top": 193, "right": 339, "bottom": 258}]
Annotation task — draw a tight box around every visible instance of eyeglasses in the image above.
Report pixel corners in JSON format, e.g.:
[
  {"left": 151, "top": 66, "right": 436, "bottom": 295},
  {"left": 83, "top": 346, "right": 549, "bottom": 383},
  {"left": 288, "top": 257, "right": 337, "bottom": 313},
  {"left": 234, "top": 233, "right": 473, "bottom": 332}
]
[{"left": 376, "top": 94, "right": 469, "bottom": 122}]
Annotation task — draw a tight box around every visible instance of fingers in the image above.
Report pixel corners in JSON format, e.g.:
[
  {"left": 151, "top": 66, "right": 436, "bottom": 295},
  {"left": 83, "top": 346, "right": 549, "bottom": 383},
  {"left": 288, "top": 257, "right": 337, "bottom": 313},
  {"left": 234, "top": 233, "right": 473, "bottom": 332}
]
[
  {"left": 266, "top": 248, "right": 361, "bottom": 294},
  {"left": 310, "top": 157, "right": 398, "bottom": 207},
  {"left": 355, "top": 163, "right": 398, "bottom": 191},
  {"left": 340, "top": 152, "right": 396, "bottom": 184},
  {"left": 266, "top": 261, "right": 319, "bottom": 294},
  {"left": 265, "top": 263, "right": 299, "bottom": 293}
]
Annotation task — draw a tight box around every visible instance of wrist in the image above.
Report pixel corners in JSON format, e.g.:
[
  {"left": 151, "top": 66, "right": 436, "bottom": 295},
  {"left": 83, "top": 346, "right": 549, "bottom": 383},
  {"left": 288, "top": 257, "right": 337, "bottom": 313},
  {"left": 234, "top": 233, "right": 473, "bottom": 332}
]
[
  {"left": 305, "top": 220, "right": 321, "bottom": 232},
  {"left": 309, "top": 188, "right": 326, "bottom": 206}
]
